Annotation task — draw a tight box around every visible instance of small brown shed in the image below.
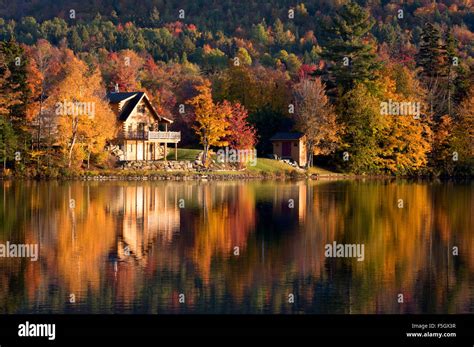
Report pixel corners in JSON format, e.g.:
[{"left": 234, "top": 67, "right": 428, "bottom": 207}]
[{"left": 270, "top": 132, "right": 307, "bottom": 167}]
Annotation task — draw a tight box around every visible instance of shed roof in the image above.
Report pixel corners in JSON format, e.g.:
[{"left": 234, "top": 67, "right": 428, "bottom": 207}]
[{"left": 269, "top": 132, "right": 304, "bottom": 141}]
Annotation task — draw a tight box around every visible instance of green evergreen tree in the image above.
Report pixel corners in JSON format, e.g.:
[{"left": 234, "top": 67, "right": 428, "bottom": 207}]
[
  {"left": 416, "top": 22, "right": 450, "bottom": 118},
  {"left": 336, "top": 83, "right": 384, "bottom": 174},
  {"left": 0, "top": 115, "right": 18, "bottom": 170},
  {"left": 416, "top": 22, "right": 448, "bottom": 79},
  {"left": 321, "top": 1, "right": 381, "bottom": 93},
  {"left": 0, "top": 41, "right": 28, "bottom": 127},
  {"left": 69, "top": 27, "right": 83, "bottom": 51}
]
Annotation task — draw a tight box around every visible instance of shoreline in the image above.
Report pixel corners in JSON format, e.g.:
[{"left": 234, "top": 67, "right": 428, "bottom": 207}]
[{"left": 2, "top": 169, "right": 469, "bottom": 181}]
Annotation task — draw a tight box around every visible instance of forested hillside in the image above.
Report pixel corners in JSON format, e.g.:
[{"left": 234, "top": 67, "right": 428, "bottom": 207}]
[{"left": 0, "top": 0, "right": 473, "bottom": 176}]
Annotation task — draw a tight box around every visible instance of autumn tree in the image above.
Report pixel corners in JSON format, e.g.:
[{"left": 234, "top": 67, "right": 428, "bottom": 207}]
[
  {"left": 0, "top": 50, "right": 21, "bottom": 117},
  {"left": 223, "top": 101, "right": 257, "bottom": 151},
  {"left": 24, "top": 54, "right": 43, "bottom": 124},
  {"left": 187, "top": 80, "right": 229, "bottom": 167},
  {"left": 377, "top": 66, "right": 432, "bottom": 174},
  {"left": 102, "top": 50, "right": 143, "bottom": 91},
  {"left": 215, "top": 66, "right": 259, "bottom": 112},
  {"left": 46, "top": 51, "right": 116, "bottom": 168},
  {"left": 235, "top": 47, "right": 252, "bottom": 66},
  {"left": 80, "top": 69, "right": 118, "bottom": 168},
  {"left": 27, "top": 39, "right": 63, "bottom": 167},
  {"left": 293, "top": 77, "right": 340, "bottom": 168}
]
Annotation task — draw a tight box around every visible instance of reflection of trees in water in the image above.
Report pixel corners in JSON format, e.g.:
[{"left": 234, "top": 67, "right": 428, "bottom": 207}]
[{"left": 0, "top": 180, "right": 471, "bottom": 313}]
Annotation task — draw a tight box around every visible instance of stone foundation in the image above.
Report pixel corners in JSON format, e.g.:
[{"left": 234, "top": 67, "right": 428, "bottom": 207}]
[
  {"left": 119, "top": 160, "right": 196, "bottom": 171},
  {"left": 119, "top": 158, "right": 240, "bottom": 172}
]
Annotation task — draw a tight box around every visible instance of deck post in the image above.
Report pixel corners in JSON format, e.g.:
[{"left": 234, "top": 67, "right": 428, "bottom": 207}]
[
  {"left": 175, "top": 142, "right": 177, "bottom": 161},
  {"left": 164, "top": 142, "right": 168, "bottom": 162}
]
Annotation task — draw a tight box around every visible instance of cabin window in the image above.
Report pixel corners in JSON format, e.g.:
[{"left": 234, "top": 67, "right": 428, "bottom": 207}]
[
  {"left": 293, "top": 142, "right": 297, "bottom": 147},
  {"left": 138, "top": 104, "right": 146, "bottom": 114},
  {"left": 149, "top": 144, "right": 153, "bottom": 153},
  {"left": 138, "top": 123, "right": 145, "bottom": 135}
]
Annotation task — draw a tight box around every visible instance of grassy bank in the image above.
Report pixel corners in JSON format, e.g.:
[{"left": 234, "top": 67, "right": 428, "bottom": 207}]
[
  {"left": 166, "top": 148, "right": 201, "bottom": 161},
  {"left": 4, "top": 148, "right": 343, "bottom": 180}
]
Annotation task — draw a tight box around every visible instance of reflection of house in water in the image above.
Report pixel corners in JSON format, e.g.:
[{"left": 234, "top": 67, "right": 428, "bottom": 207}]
[{"left": 111, "top": 185, "right": 181, "bottom": 264}]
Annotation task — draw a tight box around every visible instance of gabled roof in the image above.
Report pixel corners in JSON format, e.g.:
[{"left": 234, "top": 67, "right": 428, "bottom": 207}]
[
  {"left": 270, "top": 132, "right": 304, "bottom": 141},
  {"left": 106, "top": 91, "right": 173, "bottom": 123},
  {"left": 106, "top": 92, "right": 139, "bottom": 104}
]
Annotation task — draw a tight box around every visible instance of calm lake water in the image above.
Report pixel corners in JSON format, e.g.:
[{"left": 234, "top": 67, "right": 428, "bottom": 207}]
[{"left": 0, "top": 179, "right": 472, "bottom": 314}]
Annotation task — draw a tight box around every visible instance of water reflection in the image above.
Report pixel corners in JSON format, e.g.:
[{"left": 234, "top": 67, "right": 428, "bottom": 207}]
[{"left": 0, "top": 180, "right": 472, "bottom": 314}]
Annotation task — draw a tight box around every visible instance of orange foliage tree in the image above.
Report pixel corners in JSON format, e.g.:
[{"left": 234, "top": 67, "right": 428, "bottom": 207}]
[
  {"left": 46, "top": 51, "right": 117, "bottom": 168},
  {"left": 187, "top": 80, "right": 229, "bottom": 166}
]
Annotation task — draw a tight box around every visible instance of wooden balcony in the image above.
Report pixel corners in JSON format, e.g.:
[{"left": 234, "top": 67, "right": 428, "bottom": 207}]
[
  {"left": 123, "top": 131, "right": 181, "bottom": 143},
  {"left": 148, "top": 131, "right": 181, "bottom": 141}
]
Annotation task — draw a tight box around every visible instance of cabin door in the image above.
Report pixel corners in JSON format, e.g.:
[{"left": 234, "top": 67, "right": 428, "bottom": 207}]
[
  {"left": 282, "top": 141, "right": 291, "bottom": 157},
  {"left": 137, "top": 142, "right": 144, "bottom": 160}
]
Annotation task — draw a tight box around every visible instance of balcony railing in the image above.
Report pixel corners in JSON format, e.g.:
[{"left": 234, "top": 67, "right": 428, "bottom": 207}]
[
  {"left": 123, "top": 130, "right": 181, "bottom": 141},
  {"left": 148, "top": 131, "right": 181, "bottom": 141}
]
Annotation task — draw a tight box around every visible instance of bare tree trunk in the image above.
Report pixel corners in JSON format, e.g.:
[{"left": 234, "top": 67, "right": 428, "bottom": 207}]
[
  {"left": 68, "top": 137, "right": 76, "bottom": 168},
  {"left": 37, "top": 90, "right": 44, "bottom": 149},
  {"left": 47, "top": 116, "right": 51, "bottom": 170},
  {"left": 306, "top": 142, "right": 314, "bottom": 169},
  {"left": 448, "top": 64, "right": 452, "bottom": 116},
  {"left": 87, "top": 150, "right": 91, "bottom": 169},
  {"left": 68, "top": 116, "right": 79, "bottom": 168},
  {"left": 203, "top": 142, "right": 209, "bottom": 167}
]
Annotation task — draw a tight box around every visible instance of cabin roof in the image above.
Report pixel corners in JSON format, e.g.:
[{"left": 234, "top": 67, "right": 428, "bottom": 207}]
[
  {"left": 269, "top": 132, "right": 304, "bottom": 141},
  {"left": 106, "top": 92, "right": 139, "bottom": 104},
  {"left": 106, "top": 91, "right": 173, "bottom": 124}
]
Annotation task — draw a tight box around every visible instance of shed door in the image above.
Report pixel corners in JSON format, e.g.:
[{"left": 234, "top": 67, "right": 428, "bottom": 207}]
[{"left": 282, "top": 141, "right": 291, "bottom": 157}]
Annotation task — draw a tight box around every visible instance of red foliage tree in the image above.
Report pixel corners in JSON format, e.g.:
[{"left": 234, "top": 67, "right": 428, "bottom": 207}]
[{"left": 222, "top": 101, "right": 257, "bottom": 150}]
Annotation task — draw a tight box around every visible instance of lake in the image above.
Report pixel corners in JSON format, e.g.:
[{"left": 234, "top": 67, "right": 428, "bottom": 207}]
[{"left": 0, "top": 179, "right": 472, "bottom": 314}]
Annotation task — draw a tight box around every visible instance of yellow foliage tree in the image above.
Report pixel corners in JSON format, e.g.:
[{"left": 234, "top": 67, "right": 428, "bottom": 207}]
[
  {"left": 46, "top": 51, "right": 117, "bottom": 168},
  {"left": 187, "top": 80, "right": 229, "bottom": 166},
  {"left": 377, "top": 66, "right": 432, "bottom": 174}
]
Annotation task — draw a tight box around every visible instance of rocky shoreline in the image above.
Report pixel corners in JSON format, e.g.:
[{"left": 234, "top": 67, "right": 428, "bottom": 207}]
[
  {"left": 4, "top": 159, "right": 397, "bottom": 181},
  {"left": 78, "top": 172, "right": 268, "bottom": 181}
]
